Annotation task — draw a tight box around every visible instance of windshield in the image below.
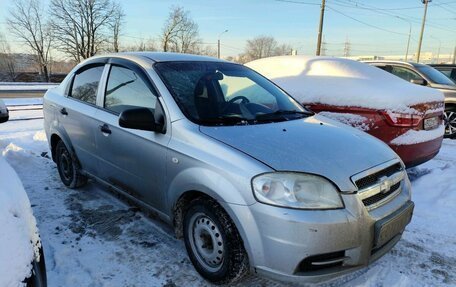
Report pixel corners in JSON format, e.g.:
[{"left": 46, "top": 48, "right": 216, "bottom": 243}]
[
  {"left": 154, "top": 61, "right": 310, "bottom": 126},
  {"left": 417, "top": 65, "right": 456, "bottom": 86}
]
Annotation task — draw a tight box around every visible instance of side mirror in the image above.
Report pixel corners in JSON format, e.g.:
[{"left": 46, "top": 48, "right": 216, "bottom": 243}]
[
  {"left": 410, "top": 78, "right": 427, "bottom": 86},
  {"left": 119, "top": 107, "right": 162, "bottom": 132}
]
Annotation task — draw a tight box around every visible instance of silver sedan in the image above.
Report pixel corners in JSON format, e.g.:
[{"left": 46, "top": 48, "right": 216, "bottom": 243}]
[{"left": 43, "top": 52, "right": 414, "bottom": 285}]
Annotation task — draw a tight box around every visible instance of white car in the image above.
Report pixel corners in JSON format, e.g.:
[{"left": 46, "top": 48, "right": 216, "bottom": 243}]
[
  {"left": 0, "top": 156, "right": 46, "bottom": 286},
  {"left": 0, "top": 99, "right": 9, "bottom": 123}
]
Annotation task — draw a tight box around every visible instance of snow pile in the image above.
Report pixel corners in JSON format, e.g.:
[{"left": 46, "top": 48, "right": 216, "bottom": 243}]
[
  {"left": 391, "top": 124, "right": 445, "bottom": 145},
  {"left": 0, "top": 152, "right": 41, "bottom": 287},
  {"left": 246, "top": 56, "right": 444, "bottom": 112},
  {"left": 319, "top": 112, "right": 371, "bottom": 131}
]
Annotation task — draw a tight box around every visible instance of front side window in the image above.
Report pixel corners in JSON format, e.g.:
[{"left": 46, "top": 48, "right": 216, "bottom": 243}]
[
  {"left": 154, "top": 61, "right": 309, "bottom": 126},
  {"left": 70, "top": 65, "right": 104, "bottom": 105},
  {"left": 390, "top": 66, "right": 422, "bottom": 82},
  {"left": 104, "top": 65, "right": 157, "bottom": 114}
]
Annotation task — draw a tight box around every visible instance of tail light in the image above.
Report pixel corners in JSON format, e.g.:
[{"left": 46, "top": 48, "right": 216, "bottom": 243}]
[{"left": 381, "top": 111, "right": 422, "bottom": 127}]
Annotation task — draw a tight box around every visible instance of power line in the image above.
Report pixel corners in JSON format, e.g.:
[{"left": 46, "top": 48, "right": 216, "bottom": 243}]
[
  {"left": 325, "top": 6, "right": 409, "bottom": 36},
  {"left": 330, "top": 0, "right": 456, "bottom": 33},
  {"left": 275, "top": 0, "right": 320, "bottom": 6}
]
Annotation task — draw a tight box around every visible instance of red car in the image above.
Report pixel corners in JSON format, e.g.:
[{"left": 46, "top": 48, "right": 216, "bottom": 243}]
[{"left": 247, "top": 56, "right": 445, "bottom": 167}]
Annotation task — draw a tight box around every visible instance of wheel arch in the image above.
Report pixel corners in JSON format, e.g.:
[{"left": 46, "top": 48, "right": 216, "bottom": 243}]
[{"left": 171, "top": 189, "right": 259, "bottom": 270}]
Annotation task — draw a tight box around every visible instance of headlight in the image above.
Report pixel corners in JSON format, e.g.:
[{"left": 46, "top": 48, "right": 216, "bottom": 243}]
[{"left": 252, "top": 172, "right": 343, "bottom": 209}]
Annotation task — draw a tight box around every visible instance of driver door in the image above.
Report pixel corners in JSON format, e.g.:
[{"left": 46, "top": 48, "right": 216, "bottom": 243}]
[{"left": 94, "top": 61, "right": 170, "bottom": 211}]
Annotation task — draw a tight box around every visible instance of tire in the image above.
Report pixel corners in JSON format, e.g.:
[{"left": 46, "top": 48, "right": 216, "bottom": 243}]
[
  {"left": 183, "top": 198, "right": 249, "bottom": 284},
  {"left": 444, "top": 105, "right": 456, "bottom": 139},
  {"left": 55, "top": 140, "right": 87, "bottom": 188}
]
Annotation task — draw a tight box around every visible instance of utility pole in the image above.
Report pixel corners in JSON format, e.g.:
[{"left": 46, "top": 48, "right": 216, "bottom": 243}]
[
  {"left": 343, "top": 38, "right": 351, "bottom": 57},
  {"left": 417, "top": 0, "right": 432, "bottom": 62},
  {"left": 316, "top": 0, "right": 326, "bottom": 56},
  {"left": 217, "top": 29, "right": 228, "bottom": 59},
  {"left": 453, "top": 45, "right": 456, "bottom": 64},
  {"left": 405, "top": 24, "right": 411, "bottom": 61}
]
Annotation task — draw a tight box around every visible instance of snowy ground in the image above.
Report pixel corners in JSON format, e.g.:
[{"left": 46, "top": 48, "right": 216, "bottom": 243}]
[{"left": 0, "top": 104, "right": 455, "bottom": 287}]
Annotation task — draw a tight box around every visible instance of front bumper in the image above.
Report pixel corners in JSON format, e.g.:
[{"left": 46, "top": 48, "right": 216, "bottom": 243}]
[{"left": 228, "top": 178, "right": 413, "bottom": 284}]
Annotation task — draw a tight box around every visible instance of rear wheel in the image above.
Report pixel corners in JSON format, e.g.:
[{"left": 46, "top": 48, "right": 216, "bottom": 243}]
[
  {"left": 183, "top": 198, "right": 249, "bottom": 284},
  {"left": 55, "top": 140, "right": 87, "bottom": 188},
  {"left": 444, "top": 106, "right": 456, "bottom": 139}
]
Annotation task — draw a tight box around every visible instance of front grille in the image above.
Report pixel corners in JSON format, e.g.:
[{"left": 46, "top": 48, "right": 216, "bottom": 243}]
[
  {"left": 362, "top": 182, "right": 401, "bottom": 207},
  {"left": 355, "top": 163, "right": 402, "bottom": 190}
]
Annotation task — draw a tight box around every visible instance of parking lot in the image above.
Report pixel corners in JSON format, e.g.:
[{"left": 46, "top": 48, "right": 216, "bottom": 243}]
[{"left": 0, "top": 103, "right": 454, "bottom": 286}]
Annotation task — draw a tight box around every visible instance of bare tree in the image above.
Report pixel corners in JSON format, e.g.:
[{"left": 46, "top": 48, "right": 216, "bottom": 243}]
[
  {"left": 275, "top": 44, "right": 293, "bottom": 56},
  {"left": 0, "top": 32, "right": 17, "bottom": 81},
  {"left": 124, "top": 38, "right": 157, "bottom": 52},
  {"left": 110, "top": 3, "right": 124, "bottom": 52},
  {"left": 160, "top": 6, "right": 200, "bottom": 53},
  {"left": 239, "top": 36, "right": 293, "bottom": 63},
  {"left": 7, "top": 0, "right": 52, "bottom": 82},
  {"left": 244, "top": 36, "right": 278, "bottom": 61},
  {"left": 49, "top": 0, "right": 123, "bottom": 61}
]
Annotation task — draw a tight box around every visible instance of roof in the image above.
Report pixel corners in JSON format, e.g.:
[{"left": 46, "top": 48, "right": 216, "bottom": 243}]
[
  {"left": 361, "top": 60, "right": 418, "bottom": 67},
  {"left": 120, "top": 52, "right": 228, "bottom": 63},
  {"left": 430, "top": 64, "right": 456, "bottom": 68}
]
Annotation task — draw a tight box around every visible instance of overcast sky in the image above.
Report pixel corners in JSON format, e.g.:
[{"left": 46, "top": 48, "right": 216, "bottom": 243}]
[{"left": 0, "top": 0, "right": 455, "bottom": 59}]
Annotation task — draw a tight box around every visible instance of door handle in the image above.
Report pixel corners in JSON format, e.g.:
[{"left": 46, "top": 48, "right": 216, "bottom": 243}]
[
  {"left": 60, "top": 108, "right": 68, "bottom": 115},
  {"left": 99, "top": 124, "right": 112, "bottom": 135}
]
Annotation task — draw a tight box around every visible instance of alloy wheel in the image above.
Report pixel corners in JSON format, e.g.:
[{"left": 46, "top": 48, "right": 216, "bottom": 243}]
[{"left": 444, "top": 111, "right": 456, "bottom": 137}]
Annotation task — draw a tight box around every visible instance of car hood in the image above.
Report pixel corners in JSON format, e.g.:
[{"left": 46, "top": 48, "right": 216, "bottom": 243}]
[{"left": 200, "top": 115, "right": 398, "bottom": 192}]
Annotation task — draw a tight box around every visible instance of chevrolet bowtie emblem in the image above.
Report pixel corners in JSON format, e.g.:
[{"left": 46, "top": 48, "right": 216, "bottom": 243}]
[{"left": 378, "top": 176, "right": 392, "bottom": 194}]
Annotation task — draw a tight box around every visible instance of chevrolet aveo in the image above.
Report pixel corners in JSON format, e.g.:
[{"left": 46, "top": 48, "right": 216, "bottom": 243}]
[{"left": 43, "top": 52, "right": 414, "bottom": 284}]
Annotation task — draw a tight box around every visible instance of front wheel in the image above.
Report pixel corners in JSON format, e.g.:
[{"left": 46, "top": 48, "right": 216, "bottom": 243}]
[
  {"left": 183, "top": 198, "right": 249, "bottom": 284},
  {"left": 55, "top": 140, "right": 87, "bottom": 188},
  {"left": 444, "top": 106, "right": 456, "bottom": 139}
]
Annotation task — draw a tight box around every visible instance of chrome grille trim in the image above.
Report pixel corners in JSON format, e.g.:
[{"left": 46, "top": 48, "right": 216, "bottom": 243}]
[
  {"left": 351, "top": 159, "right": 405, "bottom": 210},
  {"left": 357, "top": 171, "right": 404, "bottom": 201}
]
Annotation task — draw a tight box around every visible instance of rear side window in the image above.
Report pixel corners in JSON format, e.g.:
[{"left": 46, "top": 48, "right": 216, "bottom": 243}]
[
  {"left": 70, "top": 66, "right": 104, "bottom": 105},
  {"left": 104, "top": 65, "right": 157, "bottom": 114},
  {"left": 390, "top": 66, "right": 422, "bottom": 82}
]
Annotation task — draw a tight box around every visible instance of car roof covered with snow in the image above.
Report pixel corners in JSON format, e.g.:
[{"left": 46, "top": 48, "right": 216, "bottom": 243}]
[
  {"left": 0, "top": 156, "right": 41, "bottom": 286},
  {"left": 246, "top": 56, "right": 443, "bottom": 112}
]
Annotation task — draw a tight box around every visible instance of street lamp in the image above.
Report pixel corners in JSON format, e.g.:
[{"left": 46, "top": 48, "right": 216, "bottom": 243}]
[
  {"left": 430, "top": 36, "right": 441, "bottom": 63},
  {"left": 217, "top": 29, "right": 229, "bottom": 59},
  {"left": 395, "top": 16, "right": 412, "bottom": 61}
]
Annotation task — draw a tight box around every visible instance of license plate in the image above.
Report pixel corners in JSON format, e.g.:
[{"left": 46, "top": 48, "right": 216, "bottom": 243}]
[
  {"left": 374, "top": 202, "right": 414, "bottom": 248},
  {"left": 424, "top": 116, "right": 440, "bottom": 130}
]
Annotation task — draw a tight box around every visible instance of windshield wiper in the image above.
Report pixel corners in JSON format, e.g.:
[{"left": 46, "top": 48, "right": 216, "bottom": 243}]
[
  {"left": 200, "top": 115, "right": 252, "bottom": 126},
  {"left": 255, "top": 110, "right": 312, "bottom": 121}
]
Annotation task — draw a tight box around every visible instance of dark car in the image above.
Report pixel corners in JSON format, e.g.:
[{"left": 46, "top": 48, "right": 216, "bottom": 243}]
[
  {"left": 431, "top": 64, "right": 456, "bottom": 83},
  {"left": 0, "top": 99, "right": 9, "bottom": 123},
  {"left": 364, "top": 61, "right": 456, "bottom": 138}
]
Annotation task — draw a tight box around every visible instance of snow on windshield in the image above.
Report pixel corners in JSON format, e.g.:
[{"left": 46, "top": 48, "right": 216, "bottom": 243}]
[
  {"left": 246, "top": 56, "right": 444, "bottom": 112},
  {"left": 0, "top": 153, "right": 41, "bottom": 286}
]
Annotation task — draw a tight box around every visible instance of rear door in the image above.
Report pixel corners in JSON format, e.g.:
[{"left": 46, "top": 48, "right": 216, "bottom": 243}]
[
  {"left": 57, "top": 63, "right": 107, "bottom": 176},
  {"left": 94, "top": 59, "right": 170, "bottom": 211},
  {"left": 389, "top": 65, "right": 424, "bottom": 83}
]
